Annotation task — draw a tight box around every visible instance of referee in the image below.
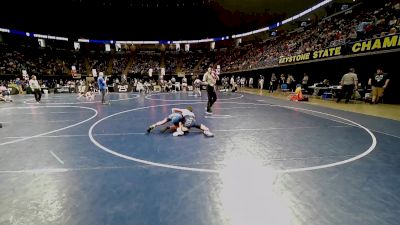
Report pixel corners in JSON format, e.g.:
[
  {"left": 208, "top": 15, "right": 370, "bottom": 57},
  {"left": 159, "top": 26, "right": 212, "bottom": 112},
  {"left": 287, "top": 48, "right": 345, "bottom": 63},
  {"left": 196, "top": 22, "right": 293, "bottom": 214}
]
[{"left": 203, "top": 67, "right": 219, "bottom": 114}]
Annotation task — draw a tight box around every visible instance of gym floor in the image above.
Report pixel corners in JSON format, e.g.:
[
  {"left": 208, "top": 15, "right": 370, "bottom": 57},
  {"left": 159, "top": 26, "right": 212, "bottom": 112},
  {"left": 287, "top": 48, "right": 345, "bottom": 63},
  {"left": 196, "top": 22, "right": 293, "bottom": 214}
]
[{"left": 0, "top": 91, "right": 399, "bottom": 225}]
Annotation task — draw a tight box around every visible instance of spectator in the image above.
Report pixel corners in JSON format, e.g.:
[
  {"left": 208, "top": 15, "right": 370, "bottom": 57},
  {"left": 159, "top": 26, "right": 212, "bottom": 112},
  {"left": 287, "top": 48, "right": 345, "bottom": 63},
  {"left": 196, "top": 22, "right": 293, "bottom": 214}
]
[
  {"left": 29, "top": 75, "right": 41, "bottom": 103},
  {"left": 388, "top": 16, "right": 397, "bottom": 26},
  {"left": 269, "top": 73, "right": 277, "bottom": 93},
  {"left": 258, "top": 75, "right": 264, "bottom": 90},
  {"left": 348, "top": 29, "right": 358, "bottom": 41},
  {"left": 368, "top": 67, "right": 390, "bottom": 104},
  {"left": 286, "top": 74, "right": 296, "bottom": 91}
]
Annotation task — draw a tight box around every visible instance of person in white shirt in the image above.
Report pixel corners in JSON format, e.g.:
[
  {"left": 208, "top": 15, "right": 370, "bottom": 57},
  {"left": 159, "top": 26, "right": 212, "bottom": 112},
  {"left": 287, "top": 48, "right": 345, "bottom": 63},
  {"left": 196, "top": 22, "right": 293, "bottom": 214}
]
[
  {"left": 29, "top": 75, "right": 41, "bottom": 103},
  {"left": 182, "top": 77, "right": 188, "bottom": 92},
  {"left": 337, "top": 68, "right": 358, "bottom": 103},
  {"left": 258, "top": 75, "right": 264, "bottom": 90},
  {"left": 77, "top": 80, "right": 86, "bottom": 99},
  {"left": 136, "top": 81, "right": 144, "bottom": 94},
  {"left": 203, "top": 67, "right": 219, "bottom": 114},
  {"left": 240, "top": 77, "right": 245, "bottom": 87},
  {"left": 171, "top": 77, "right": 177, "bottom": 92},
  {"left": 133, "top": 78, "right": 138, "bottom": 91},
  {"left": 84, "top": 82, "right": 95, "bottom": 101},
  {"left": 175, "top": 81, "right": 181, "bottom": 92},
  {"left": 231, "top": 80, "right": 238, "bottom": 92},
  {"left": 144, "top": 81, "right": 151, "bottom": 94},
  {"left": 230, "top": 76, "right": 235, "bottom": 90},
  {"left": 193, "top": 76, "right": 202, "bottom": 97}
]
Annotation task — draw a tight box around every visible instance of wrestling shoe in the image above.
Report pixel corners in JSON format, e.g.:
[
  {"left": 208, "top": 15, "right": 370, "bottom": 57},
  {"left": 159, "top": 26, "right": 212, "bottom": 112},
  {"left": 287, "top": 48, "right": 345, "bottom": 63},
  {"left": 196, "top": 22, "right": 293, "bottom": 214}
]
[
  {"left": 203, "top": 130, "right": 214, "bottom": 137},
  {"left": 173, "top": 128, "right": 184, "bottom": 137},
  {"left": 146, "top": 126, "right": 154, "bottom": 133},
  {"left": 205, "top": 107, "right": 213, "bottom": 114}
]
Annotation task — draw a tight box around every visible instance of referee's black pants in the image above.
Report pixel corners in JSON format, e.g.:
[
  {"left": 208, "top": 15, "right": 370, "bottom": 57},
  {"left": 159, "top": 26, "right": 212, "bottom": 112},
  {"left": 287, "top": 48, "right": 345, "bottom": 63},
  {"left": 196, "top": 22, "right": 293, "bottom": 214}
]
[
  {"left": 34, "top": 89, "right": 41, "bottom": 102},
  {"left": 336, "top": 84, "right": 354, "bottom": 103},
  {"left": 207, "top": 85, "right": 217, "bottom": 112}
]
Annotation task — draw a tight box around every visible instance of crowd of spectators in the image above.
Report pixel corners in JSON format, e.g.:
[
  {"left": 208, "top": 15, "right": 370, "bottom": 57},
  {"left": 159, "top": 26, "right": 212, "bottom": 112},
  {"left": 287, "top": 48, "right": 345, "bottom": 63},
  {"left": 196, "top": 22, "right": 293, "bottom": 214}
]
[
  {"left": 0, "top": 44, "right": 85, "bottom": 76},
  {"left": 0, "top": 0, "right": 398, "bottom": 79},
  {"left": 165, "top": 52, "right": 178, "bottom": 75},
  {"left": 87, "top": 52, "right": 108, "bottom": 74},
  {"left": 129, "top": 52, "right": 161, "bottom": 75},
  {"left": 112, "top": 52, "right": 129, "bottom": 75},
  {"left": 180, "top": 51, "right": 203, "bottom": 74},
  {"left": 0, "top": 45, "right": 64, "bottom": 75},
  {"left": 216, "top": 0, "right": 400, "bottom": 72}
]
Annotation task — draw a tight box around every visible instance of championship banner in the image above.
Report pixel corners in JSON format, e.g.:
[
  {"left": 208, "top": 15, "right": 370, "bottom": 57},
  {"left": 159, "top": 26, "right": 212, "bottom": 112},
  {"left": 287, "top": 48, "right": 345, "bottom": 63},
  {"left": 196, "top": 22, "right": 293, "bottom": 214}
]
[
  {"left": 350, "top": 34, "right": 400, "bottom": 54},
  {"left": 279, "top": 46, "right": 342, "bottom": 65},
  {"left": 278, "top": 34, "right": 400, "bottom": 65}
]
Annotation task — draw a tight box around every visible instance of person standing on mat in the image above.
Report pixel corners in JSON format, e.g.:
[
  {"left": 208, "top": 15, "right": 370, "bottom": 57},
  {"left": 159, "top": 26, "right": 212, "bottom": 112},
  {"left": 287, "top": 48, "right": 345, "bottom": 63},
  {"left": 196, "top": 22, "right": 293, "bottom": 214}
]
[
  {"left": 97, "top": 73, "right": 107, "bottom": 104},
  {"left": 337, "top": 68, "right": 358, "bottom": 103},
  {"left": 29, "top": 75, "right": 41, "bottom": 103},
  {"left": 203, "top": 67, "right": 219, "bottom": 114},
  {"left": 193, "top": 76, "right": 202, "bottom": 97}
]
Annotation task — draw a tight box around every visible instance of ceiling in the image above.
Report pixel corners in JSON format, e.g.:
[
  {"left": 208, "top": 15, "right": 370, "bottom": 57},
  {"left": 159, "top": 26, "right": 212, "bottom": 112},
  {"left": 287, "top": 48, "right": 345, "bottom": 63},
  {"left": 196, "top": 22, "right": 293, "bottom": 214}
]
[{"left": 0, "top": 0, "right": 328, "bottom": 40}]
